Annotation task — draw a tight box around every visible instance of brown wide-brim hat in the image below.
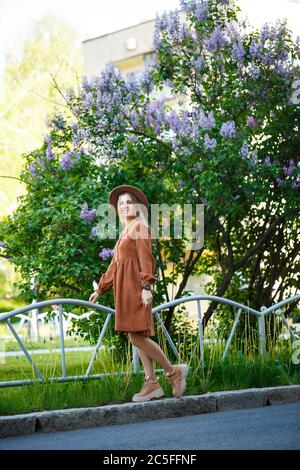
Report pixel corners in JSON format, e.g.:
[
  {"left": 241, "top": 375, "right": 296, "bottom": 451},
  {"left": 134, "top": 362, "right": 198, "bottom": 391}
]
[{"left": 108, "top": 184, "right": 149, "bottom": 215}]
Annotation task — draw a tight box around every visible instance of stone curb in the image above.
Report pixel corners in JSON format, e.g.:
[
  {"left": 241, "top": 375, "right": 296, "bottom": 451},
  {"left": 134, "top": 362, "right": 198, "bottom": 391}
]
[{"left": 0, "top": 384, "right": 300, "bottom": 439}]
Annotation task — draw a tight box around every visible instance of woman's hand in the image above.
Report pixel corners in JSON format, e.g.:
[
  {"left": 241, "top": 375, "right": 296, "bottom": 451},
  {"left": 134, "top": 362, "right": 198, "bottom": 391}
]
[
  {"left": 141, "top": 289, "right": 152, "bottom": 307},
  {"left": 89, "top": 290, "right": 99, "bottom": 303}
]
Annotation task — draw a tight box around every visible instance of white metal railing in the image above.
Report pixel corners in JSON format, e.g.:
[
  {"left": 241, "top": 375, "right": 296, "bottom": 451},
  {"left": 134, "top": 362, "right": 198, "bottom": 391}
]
[{"left": 0, "top": 294, "right": 299, "bottom": 388}]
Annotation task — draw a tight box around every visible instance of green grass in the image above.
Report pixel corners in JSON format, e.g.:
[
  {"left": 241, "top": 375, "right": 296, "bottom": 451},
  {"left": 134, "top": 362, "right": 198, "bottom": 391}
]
[
  {"left": 0, "top": 297, "right": 26, "bottom": 314},
  {"left": 0, "top": 322, "right": 93, "bottom": 351},
  {"left": 0, "top": 339, "right": 299, "bottom": 416},
  {"left": 2, "top": 335, "right": 91, "bottom": 352},
  {"left": 0, "top": 348, "right": 120, "bottom": 382}
]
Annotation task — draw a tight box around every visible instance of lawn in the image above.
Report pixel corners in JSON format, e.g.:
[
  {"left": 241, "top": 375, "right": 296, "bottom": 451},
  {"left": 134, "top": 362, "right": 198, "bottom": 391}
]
[{"left": 0, "top": 342, "right": 299, "bottom": 416}]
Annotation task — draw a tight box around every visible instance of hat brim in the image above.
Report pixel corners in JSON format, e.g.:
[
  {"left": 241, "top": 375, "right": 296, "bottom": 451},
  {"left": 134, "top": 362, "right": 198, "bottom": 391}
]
[{"left": 108, "top": 185, "right": 149, "bottom": 215}]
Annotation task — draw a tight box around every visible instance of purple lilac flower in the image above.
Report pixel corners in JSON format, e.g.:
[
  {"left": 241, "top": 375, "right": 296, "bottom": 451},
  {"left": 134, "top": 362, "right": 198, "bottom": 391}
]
[
  {"left": 276, "top": 177, "right": 283, "bottom": 186},
  {"left": 59, "top": 151, "right": 73, "bottom": 170},
  {"left": 82, "top": 76, "right": 92, "bottom": 93},
  {"left": 204, "top": 133, "right": 217, "bottom": 150},
  {"left": 194, "top": 2, "right": 208, "bottom": 21},
  {"left": 205, "top": 26, "right": 228, "bottom": 52},
  {"left": 249, "top": 40, "right": 263, "bottom": 58},
  {"left": 53, "top": 113, "right": 65, "bottom": 130},
  {"left": 264, "top": 156, "right": 271, "bottom": 166},
  {"left": 28, "top": 163, "right": 39, "bottom": 176},
  {"left": 65, "top": 87, "right": 75, "bottom": 102},
  {"left": 153, "top": 30, "right": 161, "bottom": 52},
  {"left": 71, "top": 123, "right": 78, "bottom": 134},
  {"left": 277, "top": 46, "right": 289, "bottom": 62},
  {"left": 83, "top": 92, "right": 93, "bottom": 108},
  {"left": 275, "top": 61, "right": 289, "bottom": 77},
  {"left": 232, "top": 41, "right": 245, "bottom": 61},
  {"left": 166, "top": 109, "right": 186, "bottom": 136},
  {"left": 72, "top": 128, "right": 90, "bottom": 145},
  {"left": 170, "top": 134, "right": 179, "bottom": 151},
  {"left": 226, "top": 20, "right": 240, "bottom": 41},
  {"left": 193, "top": 57, "right": 204, "bottom": 72},
  {"left": 260, "top": 23, "right": 271, "bottom": 43},
  {"left": 153, "top": 9, "right": 182, "bottom": 48},
  {"left": 155, "top": 11, "right": 169, "bottom": 31},
  {"left": 46, "top": 144, "right": 54, "bottom": 161},
  {"left": 287, "top": 159, "right": 295, "bottom": 176},
  {"left": 80, "top": 203, "right": 97, "bottom": 223},
  {"left": 143, "top": 99, "right": 167, "bottom": 130},
  {"left": 197, "top": 109, "right": 215, "bottom": 130},
  {"left": 72, "top": 151, "right": 81, "bottom": 161},
  {"left": 219, "top": 120, "right": 236, "bottom": 138},
  {"left": 239, "top": 140, "right": 249, "bottom": 158},
  {"left": 140, "top": 65, "right": 155, "bottom": 94},
  {"left": 99, "top": 248, "right": 114, "bottom": 260},
  {"left": 128, "top": 135, "right": 138, "bottom": 143},
  {"left": 89, "top": 226, "right": 98, "bottom": 239},
  {"left": 247, "top": 63, "right": 260, "bottom": 79},
  {"left": 178, "top": 179, "right": 185, "bottom": 188},
  {"left": 44, "top": 134, "right": 52, "bottom": 145},
  {"left": 36, "top": 157, "right": 46, "bottom": 169},
  {"left": 247, "top": 116, "right": 257, "bottom": 128},
  {"left": 168, "top": 9, "right": 181, "bottom": 41},
  {"left": 250, "top": 150, "right": 258, "bottom": 167},
  {"left": 130, "top": 110, "right": 140, "bottom": 129},
  {"left": 292, "top": 182, "right": 300, "bottom": 190}
]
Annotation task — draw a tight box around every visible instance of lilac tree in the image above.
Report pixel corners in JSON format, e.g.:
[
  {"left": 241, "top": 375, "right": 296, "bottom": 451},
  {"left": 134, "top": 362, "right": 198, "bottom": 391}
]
[{"left": 147, "top": 0, "right": 300, "bottom": 328}]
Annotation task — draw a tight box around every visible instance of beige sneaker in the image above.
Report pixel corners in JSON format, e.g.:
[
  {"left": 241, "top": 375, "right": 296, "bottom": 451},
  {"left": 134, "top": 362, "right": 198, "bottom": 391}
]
[
  {"left": 132, "top": 376, "right": 165, "bottom": 403},
  {"left": 164, "top": 364, "right": 189, "bottom": 398}
]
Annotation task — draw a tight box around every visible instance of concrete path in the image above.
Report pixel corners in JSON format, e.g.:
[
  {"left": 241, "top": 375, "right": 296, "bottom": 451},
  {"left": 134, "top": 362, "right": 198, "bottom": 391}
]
[{"left": 0, "top": 403, "right": 299, "bottom": 450}]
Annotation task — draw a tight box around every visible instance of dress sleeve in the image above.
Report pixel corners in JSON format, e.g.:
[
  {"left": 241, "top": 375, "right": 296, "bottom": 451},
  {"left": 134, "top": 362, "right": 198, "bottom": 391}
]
[
  {"left": 96, "top": 255, "right": 116, "bottom": 295},
  {"left": 135, "top": 222, "right": 157, "bottom": 286}
]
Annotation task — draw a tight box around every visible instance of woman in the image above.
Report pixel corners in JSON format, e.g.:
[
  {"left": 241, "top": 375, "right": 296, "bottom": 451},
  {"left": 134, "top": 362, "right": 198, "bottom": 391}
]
[{"left": 89, "top": 184, "right": 189, "bottom": 402}]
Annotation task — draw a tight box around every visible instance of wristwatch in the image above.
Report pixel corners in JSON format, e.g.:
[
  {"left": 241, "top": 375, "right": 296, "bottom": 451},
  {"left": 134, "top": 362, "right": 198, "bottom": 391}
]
[{"left": 142, "top": 284, "right": 151, "bottom": 291}]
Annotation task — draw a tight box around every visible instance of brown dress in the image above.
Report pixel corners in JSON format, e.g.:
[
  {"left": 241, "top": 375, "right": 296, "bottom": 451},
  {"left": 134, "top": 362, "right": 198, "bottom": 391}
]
[{"left": 96, "top": 218, "right": 157, "bottom": 336}]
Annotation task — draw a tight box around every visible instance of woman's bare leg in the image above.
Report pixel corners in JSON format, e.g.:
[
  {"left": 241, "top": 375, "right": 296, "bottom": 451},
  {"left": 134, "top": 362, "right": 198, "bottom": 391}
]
[
  {"left": 136, "top": 347, "right": 156, "bottom": 381},
  {"left": 128, "top": 332, "right": 174, "bottom": 375}
]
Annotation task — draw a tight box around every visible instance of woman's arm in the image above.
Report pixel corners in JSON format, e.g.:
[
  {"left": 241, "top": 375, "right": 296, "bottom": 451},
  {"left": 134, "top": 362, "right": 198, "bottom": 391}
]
[
  {"left": 135, "top": 222, "right": 157, "bottom": 289},
  {"left": 96, "top": 255, "right": 116, "bottom": 295}
]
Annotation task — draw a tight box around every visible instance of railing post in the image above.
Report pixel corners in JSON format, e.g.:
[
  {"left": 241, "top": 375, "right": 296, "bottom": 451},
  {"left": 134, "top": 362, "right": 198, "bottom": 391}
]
[
  {"left": 222, "top": 308, "right": 242, "bottom": 360},
  {"left": 85, "top": 313, "right": 113, "bottom": 377},
  {"left": 154, "top": 313, "right": 179, "bottom": 360},
  {"left": 259, "top": 306, "right": 266, "bottom": 357},
  {"left": 275, "top": 308, "right": 298, "bottom": 341},
  {"left": 58, "top": 304, "right": 66, "bottom": 377},
  {"left": 31, "top": 299, "right": 40, "bottom": 342},
  {"left": 6, "top": 319, "right": 44, "bottom": 381},
  {"left": 197, "top": 300, "right": 204, "bottom": 366}
]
